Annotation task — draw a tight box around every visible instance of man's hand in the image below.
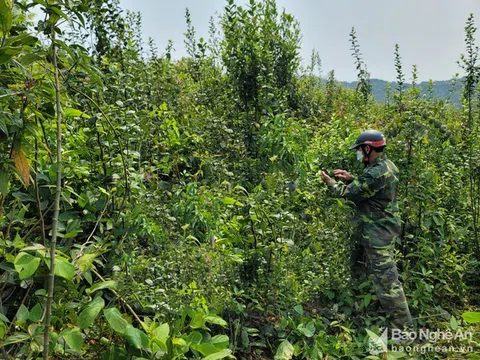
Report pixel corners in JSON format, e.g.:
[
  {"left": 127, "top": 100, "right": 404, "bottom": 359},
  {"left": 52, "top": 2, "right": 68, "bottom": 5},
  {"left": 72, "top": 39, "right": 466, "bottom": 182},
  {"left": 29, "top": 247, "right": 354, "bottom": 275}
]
[
  {"left": 320, "top": 170, "right": 336, "bottom": 185},
  {"left": 333, "top": 169, "right": 352, "bottom": 183}
]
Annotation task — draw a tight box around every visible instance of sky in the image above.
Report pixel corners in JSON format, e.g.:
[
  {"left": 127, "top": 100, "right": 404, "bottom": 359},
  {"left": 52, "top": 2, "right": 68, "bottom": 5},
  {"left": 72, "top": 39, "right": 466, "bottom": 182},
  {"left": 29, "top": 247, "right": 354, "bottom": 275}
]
[{"left": 118, "top": 0, "right": 480, "bottom": 82}]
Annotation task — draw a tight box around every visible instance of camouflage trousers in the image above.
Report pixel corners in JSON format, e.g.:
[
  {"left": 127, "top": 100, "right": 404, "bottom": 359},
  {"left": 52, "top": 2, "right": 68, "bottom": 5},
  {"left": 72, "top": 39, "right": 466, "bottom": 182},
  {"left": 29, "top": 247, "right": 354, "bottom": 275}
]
[{"left": 352, "top": 241, "right": 413, "bottom": 330}]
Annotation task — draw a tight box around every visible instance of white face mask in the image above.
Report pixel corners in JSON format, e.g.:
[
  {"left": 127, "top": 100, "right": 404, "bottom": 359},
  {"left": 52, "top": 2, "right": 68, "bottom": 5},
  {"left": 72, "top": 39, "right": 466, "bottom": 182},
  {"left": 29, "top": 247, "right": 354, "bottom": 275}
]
[{"left": 356, "top": 150, "right": 364, "bottom": 162}]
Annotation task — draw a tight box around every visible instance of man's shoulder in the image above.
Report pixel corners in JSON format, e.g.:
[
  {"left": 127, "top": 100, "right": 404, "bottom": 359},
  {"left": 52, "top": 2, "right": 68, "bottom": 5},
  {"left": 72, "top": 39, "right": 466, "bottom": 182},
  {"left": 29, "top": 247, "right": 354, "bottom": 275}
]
[
  {"left": 383, "top": 156, "right": 399, "bottom": 174},
  {"left": 363, "top": 164, "right": 384, "bottom": 179},
  {"left": 365, "top": 155, "right": 398, "bottom": 178}
]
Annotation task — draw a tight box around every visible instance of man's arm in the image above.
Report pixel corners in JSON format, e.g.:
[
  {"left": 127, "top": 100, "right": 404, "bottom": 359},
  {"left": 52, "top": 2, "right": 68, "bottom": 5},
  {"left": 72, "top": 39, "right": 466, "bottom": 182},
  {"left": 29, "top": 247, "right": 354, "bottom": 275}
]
[
  {"left": 326, "top": 170, "right": 382, "bottom": 202},
  {"left": 333, "top": 169, "right": 353, "bottom": 183}
]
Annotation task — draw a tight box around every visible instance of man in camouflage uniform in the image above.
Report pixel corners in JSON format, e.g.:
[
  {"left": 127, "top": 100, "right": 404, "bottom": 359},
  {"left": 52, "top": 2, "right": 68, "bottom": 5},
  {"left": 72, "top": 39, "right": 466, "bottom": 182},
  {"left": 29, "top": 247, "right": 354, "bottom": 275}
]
[{"left": 320, "top": 130, "right": 413, "bottom": 330}]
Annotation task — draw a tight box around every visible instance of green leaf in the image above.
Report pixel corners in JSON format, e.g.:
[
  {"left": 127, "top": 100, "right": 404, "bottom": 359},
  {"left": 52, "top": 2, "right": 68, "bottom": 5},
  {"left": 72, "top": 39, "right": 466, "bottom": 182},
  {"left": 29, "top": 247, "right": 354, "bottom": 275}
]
[
  {"left": 208, "top": 335, "right": 229, "bottom": 348},
  {"left": 191, "top": 343, "right": 222, "bottom": 356},
  {"left": 293, "top": 304, "right": 303, "bottom": 315},
  {"left": 4, "top": 33, "right": 37, "bottom": 47},
  {"left": 450, "top": 316, "right": 458, "bottom": 330},
  {"left": 86, "top": 280, "right": 117, "bottom": 295},
  {"left": 101, "top": 345, "right": 129, "bottom": 360},
  {"left": 205, "top": 315, "right": 227, "bottom": 327},
  {"left": 19, "top": 53, "right": 41, "bottom": 66},
  {"left": 103, "top": 308, "right": 129, "bottom": 334},
  {"left": 0, "top": 170, "right": 9, "bottom": 195},
  {"left": 386, "top": 352, "right": 408, "bottom": 360},
  {"left": 465, "top": 354, "right": 480, "bottom": 360},
  {"left": 172, "top": 337, "right": 187, "bottom": 347},
  {"left": 462, "top": 311, "right": 480, "bottom": 324},
  {"left": 84, "top": 270, "right": 93, "bottom": 285},
  {"left": 0, "top": 333, "right": 30, "bottom": 347},
  {"left": 0, "top": 0, "right": 12, "bottom": 36},
  {"left": 12, "top": 191, "right": 35, "bottom": 202},
  {"left": 297, "top": 323, "right": 315, "bottom": 338},
  {"left": 50, "top": 5, "right": 69, "bottom": 21},
  {"left": 202, "top": 349, "right": 234, "bottom": 360},
  {"left": 151, "top": 323, "right": 170, "bottom": 352},
  {"left": 222, "top": 197, "right": 243, "bottom": 206},
  {"left": 76, "top": 252, "right": 98, "bottom": 274},
  {"left": 0, "top": 115, "right": 8, "bottom": 136},
  {"left": 152, "top": 323, "right": 170, "bottom": 343},
  {"left": 78, "top": 297, "right": 105, "bottom": 329},
  {"left": 0, "top": 319, "right": 5, "bottom": 339},
  {"left": 190, "top": 312, "right": 205, "bottom": 329},
  {"left": 15, "top": 304, "right": 29, "bottom": 324},
  {"left": 64, "top": 108, "right": 89, "bottom": 119},
  {"left": 274, "top": 339, "right": 294, "bottom": 360},
  {"left": 54, "top": 258, "right": 75, "bottom": 281},
  {"left": 60, "top": 327, "right": 83, "bottom": 353},
  {"left": 0, "top": 45, "right": 22, "bottom": 65},
  {"left": 364, "top": 293, "right": 372, "bottom": 308},
  {"left": 124, "top": 325, "right": 149, "bottom": 350},
  {"left": 77, "top": 194, "right": 88, "bottom": 208},
  {"left": 22, "top": 243, "right": 46, "bottom": 252},
  {"left": 28, "top": 303, "right": 42, "bottom": 322},
  {"left": 185, "top": 330, "right": 202, "bottom": 345},
  {"left": 366, "top": 328, "right": 387, "bottom": 354},
  {"left": 14, "top": 252, "right": 41, "bottom": 279}
]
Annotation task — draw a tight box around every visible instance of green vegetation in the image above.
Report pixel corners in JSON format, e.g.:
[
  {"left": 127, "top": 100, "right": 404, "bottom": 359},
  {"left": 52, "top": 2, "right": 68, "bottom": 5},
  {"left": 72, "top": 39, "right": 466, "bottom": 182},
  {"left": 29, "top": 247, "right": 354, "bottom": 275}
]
[
  {"left": 341, "top": 78, "right": 464, "bottom": 105},
  {"left": 0, "top": 0, "right": 479, "bottom": 359}
]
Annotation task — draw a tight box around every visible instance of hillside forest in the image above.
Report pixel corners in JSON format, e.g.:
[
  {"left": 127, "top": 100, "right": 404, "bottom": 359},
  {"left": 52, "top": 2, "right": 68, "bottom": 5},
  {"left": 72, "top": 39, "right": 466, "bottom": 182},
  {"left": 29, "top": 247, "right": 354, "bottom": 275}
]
[{"left": 0, "top": 0, "right": 479, "bottom": 359}]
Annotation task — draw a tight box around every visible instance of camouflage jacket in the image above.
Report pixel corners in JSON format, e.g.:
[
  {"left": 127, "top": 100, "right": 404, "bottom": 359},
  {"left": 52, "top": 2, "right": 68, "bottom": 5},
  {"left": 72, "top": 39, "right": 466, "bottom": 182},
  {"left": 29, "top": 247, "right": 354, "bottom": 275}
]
[{"left": 327, "top": 153, "right": 401, "bottom": 247}]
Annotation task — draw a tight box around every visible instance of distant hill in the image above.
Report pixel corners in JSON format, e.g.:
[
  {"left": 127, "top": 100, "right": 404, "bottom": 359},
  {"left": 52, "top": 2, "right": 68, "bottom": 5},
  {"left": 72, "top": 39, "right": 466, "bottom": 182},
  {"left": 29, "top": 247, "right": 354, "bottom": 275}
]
[{"left": 340, "top": 78, "right": 463, "bottom": 106}]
